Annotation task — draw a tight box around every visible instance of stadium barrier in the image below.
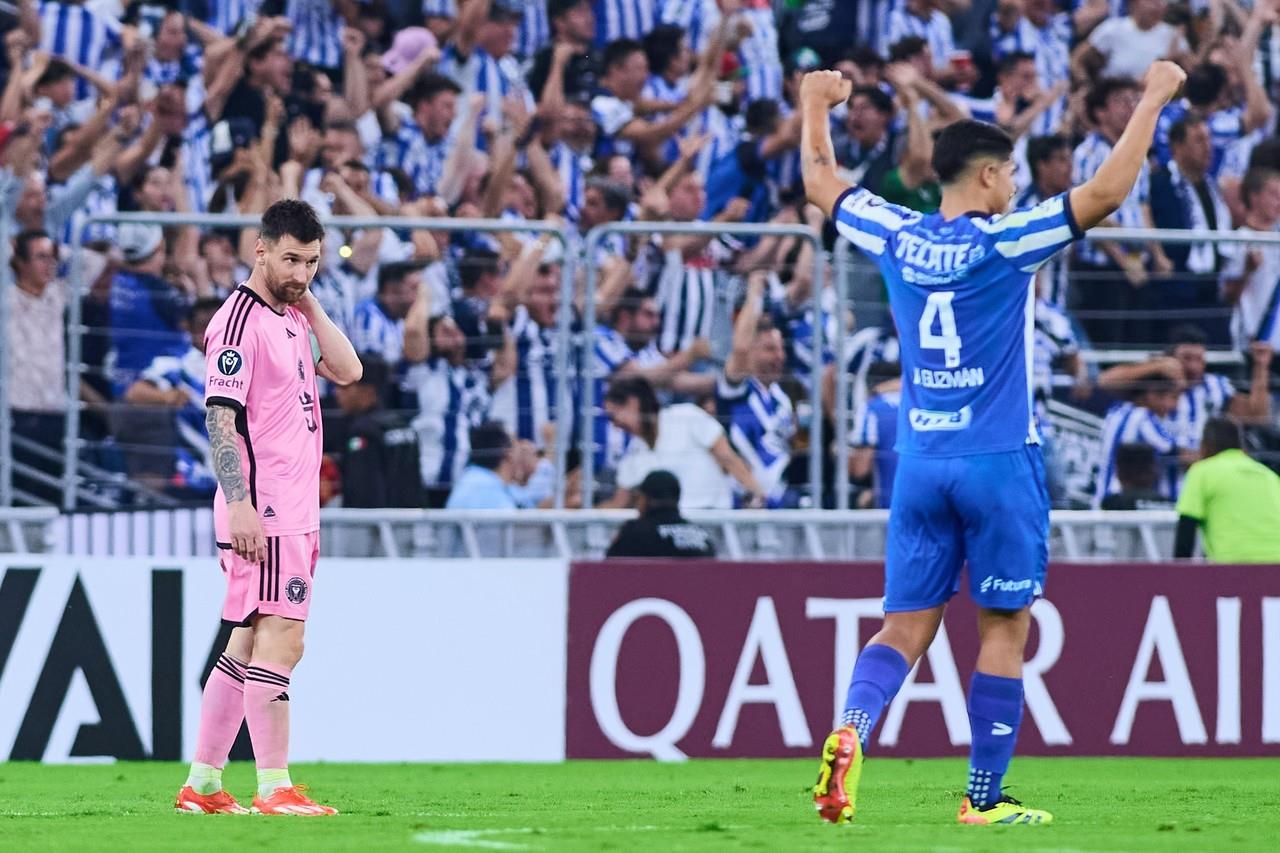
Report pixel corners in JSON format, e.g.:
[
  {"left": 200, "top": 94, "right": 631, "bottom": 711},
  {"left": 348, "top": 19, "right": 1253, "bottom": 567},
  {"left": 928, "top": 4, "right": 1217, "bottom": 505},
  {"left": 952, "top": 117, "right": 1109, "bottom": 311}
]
[
  {"left": 39, "top": 507, "right": 1184, "bottom": 561},
  {"left": 2, "top": 556, "right": 1274, "bottom": 763}
]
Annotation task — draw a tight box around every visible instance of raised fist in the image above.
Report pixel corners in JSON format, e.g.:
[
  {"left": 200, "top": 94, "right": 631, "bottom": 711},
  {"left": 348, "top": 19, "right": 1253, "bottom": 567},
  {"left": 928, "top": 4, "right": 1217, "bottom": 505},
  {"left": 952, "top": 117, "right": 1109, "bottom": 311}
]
[{"left": 800, "top": 70, "right": 852, "bottom": 109}]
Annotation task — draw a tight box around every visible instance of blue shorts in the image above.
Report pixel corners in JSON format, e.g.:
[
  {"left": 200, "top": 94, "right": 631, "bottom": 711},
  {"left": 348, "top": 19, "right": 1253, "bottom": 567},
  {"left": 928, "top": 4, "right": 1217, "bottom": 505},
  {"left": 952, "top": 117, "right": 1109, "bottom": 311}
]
[{"left": 884, "top": 446, "right": 1049, "bottom": 613}]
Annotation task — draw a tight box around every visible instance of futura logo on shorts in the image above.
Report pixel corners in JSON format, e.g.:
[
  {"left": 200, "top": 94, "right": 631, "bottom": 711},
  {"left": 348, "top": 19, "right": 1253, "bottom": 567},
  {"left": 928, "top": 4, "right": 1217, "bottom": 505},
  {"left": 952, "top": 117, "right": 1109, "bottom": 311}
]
[{"left": 980, "top": 576, "right": 1033, "bottom": 594}]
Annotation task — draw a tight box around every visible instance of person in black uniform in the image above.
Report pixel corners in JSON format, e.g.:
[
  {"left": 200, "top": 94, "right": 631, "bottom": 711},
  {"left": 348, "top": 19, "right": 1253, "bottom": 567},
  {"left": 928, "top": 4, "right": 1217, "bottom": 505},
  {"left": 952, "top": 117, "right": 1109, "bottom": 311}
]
[
  {"left": 323, "top": 352, "right": 422, "bottom": 507},
  {"left": 606, "top": 471, "right": 717, "bottom": 558}
]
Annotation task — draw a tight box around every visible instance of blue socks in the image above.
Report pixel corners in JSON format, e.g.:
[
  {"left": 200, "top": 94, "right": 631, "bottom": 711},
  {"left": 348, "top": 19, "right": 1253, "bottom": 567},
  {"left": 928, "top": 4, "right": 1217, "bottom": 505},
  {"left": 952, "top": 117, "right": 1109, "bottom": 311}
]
[
  {"left": 840, "top": 644, "right": 910, "bottom": 749},
  {"left": 965, "top": 672, "right": 1024, "bottom": 809}
]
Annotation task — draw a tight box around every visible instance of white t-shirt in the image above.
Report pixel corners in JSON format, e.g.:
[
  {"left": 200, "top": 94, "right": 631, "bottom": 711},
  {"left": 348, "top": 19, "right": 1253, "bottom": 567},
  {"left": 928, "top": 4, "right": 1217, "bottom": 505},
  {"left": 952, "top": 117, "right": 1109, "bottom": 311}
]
[
  {"left": 615, "top": 404, "right": 733, "bottom": 510},
  {"left": 1089, "top": 18, "right": 1188, "bottom": 80},
  {"left": 1222, "top": 227, "right": 1280, "bottom": 349}
]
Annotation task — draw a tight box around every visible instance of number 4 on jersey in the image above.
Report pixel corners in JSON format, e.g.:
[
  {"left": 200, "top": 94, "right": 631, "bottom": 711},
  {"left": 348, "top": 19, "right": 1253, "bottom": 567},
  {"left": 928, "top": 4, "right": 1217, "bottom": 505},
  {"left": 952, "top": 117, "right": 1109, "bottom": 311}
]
[{"left": 919, "top": 291, "right": 962, "bottom": 368}]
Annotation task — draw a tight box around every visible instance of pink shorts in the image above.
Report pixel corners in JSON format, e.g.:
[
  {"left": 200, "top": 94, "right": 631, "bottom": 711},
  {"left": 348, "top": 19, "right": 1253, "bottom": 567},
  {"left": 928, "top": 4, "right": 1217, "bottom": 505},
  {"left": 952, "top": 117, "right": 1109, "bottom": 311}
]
[{"left": 219, "top": 532, "right": 320, "bottom": 626}]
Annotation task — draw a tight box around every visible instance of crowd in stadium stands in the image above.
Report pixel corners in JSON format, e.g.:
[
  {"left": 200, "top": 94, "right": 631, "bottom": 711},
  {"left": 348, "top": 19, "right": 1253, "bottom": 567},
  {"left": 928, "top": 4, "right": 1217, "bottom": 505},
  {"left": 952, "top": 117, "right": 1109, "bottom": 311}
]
[{"left": 1, "top": 0, "right": 1279, "bottom": 516}]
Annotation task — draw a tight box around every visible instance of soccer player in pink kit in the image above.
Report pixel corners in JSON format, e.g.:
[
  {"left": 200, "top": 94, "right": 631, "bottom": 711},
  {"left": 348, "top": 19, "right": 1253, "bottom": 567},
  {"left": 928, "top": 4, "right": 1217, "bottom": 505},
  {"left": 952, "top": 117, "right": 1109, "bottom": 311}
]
[{"left": 175, "top": 200, "right": 362, "bottom": 816}]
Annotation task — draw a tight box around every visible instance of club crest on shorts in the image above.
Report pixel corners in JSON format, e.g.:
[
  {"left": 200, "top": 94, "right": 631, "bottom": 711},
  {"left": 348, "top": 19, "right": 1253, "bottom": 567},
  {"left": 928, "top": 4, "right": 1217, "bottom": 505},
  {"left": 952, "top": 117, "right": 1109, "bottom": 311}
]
[
  {"left": 218, "top": 349, "right": 243, "bottom": 376},
  {"left": 286, "top": 576, "right": 308, "bottom": 604}
]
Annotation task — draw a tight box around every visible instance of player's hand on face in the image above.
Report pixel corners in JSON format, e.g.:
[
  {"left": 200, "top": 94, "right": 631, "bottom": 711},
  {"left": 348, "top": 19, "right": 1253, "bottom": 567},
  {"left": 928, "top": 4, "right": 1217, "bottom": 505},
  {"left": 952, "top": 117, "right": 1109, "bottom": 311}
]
[
  {"left": 1141, "top": 61, "right": 1186, "bottom": 106},
  {"left": 228, "top": 501, "right": 266, "bottom": 563},
  {"left": 800, "top": 70, "right": 852, "bottom": 109}
]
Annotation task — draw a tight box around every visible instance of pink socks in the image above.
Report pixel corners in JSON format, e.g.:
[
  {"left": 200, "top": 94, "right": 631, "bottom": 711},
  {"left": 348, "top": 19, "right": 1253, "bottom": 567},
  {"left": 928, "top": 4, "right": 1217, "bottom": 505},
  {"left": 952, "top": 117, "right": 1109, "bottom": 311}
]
[
  {"left": 244, "top": 662, "right": 292, "bottom": 770},
  {"left": 193, "top": 654, "right": 247, "bottom": 768}
]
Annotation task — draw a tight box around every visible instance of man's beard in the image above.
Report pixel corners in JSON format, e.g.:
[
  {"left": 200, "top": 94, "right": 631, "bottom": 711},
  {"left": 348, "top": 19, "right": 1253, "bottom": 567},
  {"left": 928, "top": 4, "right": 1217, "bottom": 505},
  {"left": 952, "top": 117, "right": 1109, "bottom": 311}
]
[{"left": 264, "top": 265, "right": 309, "bottom": 304}]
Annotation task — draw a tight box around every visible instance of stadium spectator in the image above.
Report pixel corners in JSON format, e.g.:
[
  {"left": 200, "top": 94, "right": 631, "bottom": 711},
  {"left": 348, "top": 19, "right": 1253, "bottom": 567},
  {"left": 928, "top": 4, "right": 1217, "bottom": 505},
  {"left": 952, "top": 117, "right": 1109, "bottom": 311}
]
[
  {"left": 719, "top": 269, "right": 797, "bottom": 507},
  {"left": 440, "top": 0, "right": 534, "bottom": 138},
  {"left": 123, "top": 298, "right": 223, "bottom": 499},
  {"left": 988, "top": 0, "right": 1071, "bottom": 136},
  {"left": 835, "top": 85, "right": 898, "bottom": 195},
  {"left": 605, "top": 469, "right": 717, "bottom": 557},
  {"left": 1073, "top": 0, "right": 1188, "bottom": 82},
  {"left": 1100, "top": 443, "right": 1174, "bottom": 510},
  {"left": 849, "top": 362, "right": 900, "bottom": 510},
  {"left": 1149, "top": 114, "right": 1233, "bottom": 344},
  {"left": 445, "top": 420, "right": 534, "bottom": 509},
  {"left": 886, "top": 0, "right": 956, "bottom": 75},
  {"left": 602, "top": 375, "right": 763, "bottom": 510},
  {"left": 107, "top": 223, "right": 190, "bottom": 398},
  {"left": 526, "top": 0, "right": 599, "bottom": 103},
  {"left": 1175, "top": 416, "right": 1280, "bottom": 562},
  {"left": 1223, "top": 168, "right": 1280, "bottom": 354},
  {"left": 1094, "top": 376, "right": 1184, "bottom": 508},
  {"left": 1153, "top": 54, "right": 1272, "bottom": 178},
  {"left": 324, "top": 352, "right": 425, "bottom": 508},
  {"left": 1020, "top": 134, "right": 1073, "bottom": 307},
  {"left": 350, "top": 259, "right": 431, "bottom": 371}
]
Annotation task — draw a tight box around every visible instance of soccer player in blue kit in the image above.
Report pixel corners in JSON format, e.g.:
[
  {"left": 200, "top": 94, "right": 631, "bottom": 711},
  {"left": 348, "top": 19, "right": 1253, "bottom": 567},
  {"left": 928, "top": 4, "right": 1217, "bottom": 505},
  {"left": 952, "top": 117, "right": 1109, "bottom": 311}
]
[{"left": 801, "top": 61, "right": 1187, "bottom": 826}]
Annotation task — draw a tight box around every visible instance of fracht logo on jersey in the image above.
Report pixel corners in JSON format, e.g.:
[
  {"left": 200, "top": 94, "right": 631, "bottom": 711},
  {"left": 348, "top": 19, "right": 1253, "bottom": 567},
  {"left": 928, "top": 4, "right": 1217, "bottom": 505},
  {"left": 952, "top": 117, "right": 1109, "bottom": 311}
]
[{"left": 908, "top": 406, "right": 973, "bottom": 432}]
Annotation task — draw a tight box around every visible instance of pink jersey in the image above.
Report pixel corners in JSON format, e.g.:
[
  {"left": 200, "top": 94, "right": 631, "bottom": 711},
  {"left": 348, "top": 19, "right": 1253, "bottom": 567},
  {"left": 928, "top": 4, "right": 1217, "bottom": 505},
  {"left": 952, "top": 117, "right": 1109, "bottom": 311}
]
[{"left": 204, "top": 285, "right": 323, "bottom": 540}]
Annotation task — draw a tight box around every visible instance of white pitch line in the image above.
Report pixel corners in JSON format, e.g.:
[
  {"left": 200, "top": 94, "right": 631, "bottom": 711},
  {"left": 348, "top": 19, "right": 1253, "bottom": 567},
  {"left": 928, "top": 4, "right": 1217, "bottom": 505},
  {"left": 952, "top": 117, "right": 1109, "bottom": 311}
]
[{"left": 412, "top": 829, "right": 534, "bottom": 849}]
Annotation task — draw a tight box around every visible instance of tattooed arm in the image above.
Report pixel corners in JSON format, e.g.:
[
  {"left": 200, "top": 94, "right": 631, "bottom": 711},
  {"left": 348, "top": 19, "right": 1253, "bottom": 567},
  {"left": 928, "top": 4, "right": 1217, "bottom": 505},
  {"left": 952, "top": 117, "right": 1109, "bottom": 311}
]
[
  {"left": 799, "top": 70, "right": 855, "bottom": 217},
  {"left": 207, "top": 403, "right": 266, "bottom": 562}
]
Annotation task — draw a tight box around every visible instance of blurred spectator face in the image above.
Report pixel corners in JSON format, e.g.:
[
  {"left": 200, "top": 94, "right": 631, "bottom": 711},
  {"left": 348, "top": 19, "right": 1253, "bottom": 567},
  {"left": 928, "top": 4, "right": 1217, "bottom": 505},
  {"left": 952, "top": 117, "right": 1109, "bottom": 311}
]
[
  {"left": 1172, "top": 342, "right": 1207, "bottom": 384},
  {"left": 1034, "top": 145, "right": 1072, "bottom": 195},
  {"left": 506, "top": 173, "right": 537, "bottom": 217},
  {"left": 155, "top": 12, "right": 187, "bottom": 62},
  {"left": 1172, "top": 122, "right": 1212, "bottom": 177},
  {"left": 137, "top": 166, "right": 174, "bottom": 212},
  {"left": 251, "top": 41, "right": 293, "bottom": 92},
  {"left": 1141, "top": 387, "right": 1179, "bottom": 417},
  {"left": 607, "top": 155, "right": 633, "bottom": 188},
  {"left": 259, "top": 235, "right": 321, "bottom": 305},
  {"left": 526, "top": 268, "right": 560, "bottom": 327},
  {"left": 1025, "top": 0, "right": 1053, "bottom": 25},
  {"left": 750, "top": 328, "right": 786, "bottom": 385},
  {"left": 581, "top": 186, "right": 612, "bottom": 229},
  {"left": 666, "top": 40, "right": 693, "bottom": 80},
  {"left": 379, "top": 269, "right": 422, "bottom": 319},
  {"left": 16, "top": 175, "right": 47, "bottom": 230},
  {"left": 415, "top": 91, "right": 458, "bottom": 141},
  {"left": 339, "top": 163, "right": 371, "bottom": 197},
  {"left": 479, "top": 17, "right": 518, "bottom": 58},
  {"left": 606, "top": 49, "right": 649, "bottom": 101},
  {"left": 1205, "top": 47, "right": 1241, "bottom": 94},
  {"left": 323, "top": 127, "right": 363, "bottom": 170},
  {"left": 603, "top": 394, "right": 642, "bottom": 434},
  {"left": 617, "top": 297, "right": 661, "bottom": 350},
  {"left": 190, "top": 307, "right": 217, "bottom": 355},
  {"left": 999, "top": 57, "right": 1038, "bottom": 100},
  {"left": 1130, "top": 0, "right": 1166, "bottom": 27},
  {"left": 558, "top": 101, "right": 597, "bottom": 151},
  {"left": 1248, "top": 175, "right": 1280, "bottom": 222},
  {"left": 431, "top": 315, "right": 466, "bottom": 363},
  {"left": 847, "top": 94, "right": 890, "bottom": 147},
  {"left": 668, "top": 172, "right": 705, "bottom": 221},
  {"left": 557, "top": 2, "right": 596, "bottom": 43},
  {"left": 39, "top": 77, "right": 75, "bottom": 109},
  {"left": 1095, "top": 86, "right": 1140, "bottom": 139},
  {"left": 200, "top": 233, "right": 236, "bottom": 275},
  {"left": 13, "top": 235, "right": 57, "bottom": 288}
]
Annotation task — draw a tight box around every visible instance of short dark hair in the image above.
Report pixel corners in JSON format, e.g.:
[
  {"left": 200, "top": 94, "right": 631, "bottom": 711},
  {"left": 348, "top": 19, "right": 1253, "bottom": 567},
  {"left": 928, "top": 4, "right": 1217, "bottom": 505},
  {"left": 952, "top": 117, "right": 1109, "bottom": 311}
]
[
  {"left": 549, "top": 0, "right": 589, "bottom": 19},
  {"left": 1168, "top": 324, "right": 1209, "bottom": 349},
  {"left": 246, "top": 37, "right": 282, "bottom": 64},
  {"left": 468, "top": 422, "right": 513, "bottom": 471},
  {"left": 887, "top": 36, "right": 927, "bottom": 64},
  {"left": 1134, "top": 376, "right": 1180, "bottom": 401},
  {"left": 189, "top": 297, "right": 223, "bottom": 323},
  {"left": 1025, "top": 134, "right": 1071, "bottom": 183},
  {"left": 377, "top": 260, "right": 425, "bottom": 293},
  {"left": 847, "top": 45, "right": 883, "bottom": 70},
  {"left": 459, "top": 248, "right": 501, "bottom": 291},
  {"left": 1184, "top": 63, "right": 1227, "bottom": 108},
  {"left": 603, "top": 38, "right": 645, "bottom": 73},
  {"left": 354, "top": 351, "right": 390, "bottom": 393},
  {"left": 643, "top": 24, "right": 685, "bottom": 78},
  {"left": 1168, "top": 114, "right": 1205, "bottom": 148},
  {"left": 603, "top": 374, "right": 660, "bottom": 421},
  {"left": 259, "top": 199, "right": 325, "bottom": 245},
  {"left": 12, "top": 229, "right": 52, "bottom": 262},
  {"left": 612, "top": 286, "right": 652, "bottom": 325},
  {"left": 932, "top": 120, "right": 1014, "bottom": 185},
  {"left": 1241, "top": 167, "right": 1280, "bottom": 209},
  {"left": 585, "top": 177, "right": 631, "bottom": 216},
  {"left": 1114, "top": 443, "right": 1158, "bottom": 490},
  {"left": 1201, "top": 416, "right": 1244, "bottom": 455},
  {"left": 850, "top": 85, "right": 894, "bottom": 115},
  {"left": 997, "top": 51, "right": 1035, "bottom": 78},
  {"left": 35, "top": 59, "right": 75, "bottom": 89},
  {"left": 409, "top": 73, "right": 462, "bottom": 107},
  {"left": 1085, "top": 77, "right": 1139, "bottom": 125},
  {"left": 745, "top": 98, "right": 781, "bottom": 135},
  {"left": 1248, "top": 138, "right": 1280, "bottom": 171},
  {"left": 325, "top": 118, "right": 358, "bottom": 135}
]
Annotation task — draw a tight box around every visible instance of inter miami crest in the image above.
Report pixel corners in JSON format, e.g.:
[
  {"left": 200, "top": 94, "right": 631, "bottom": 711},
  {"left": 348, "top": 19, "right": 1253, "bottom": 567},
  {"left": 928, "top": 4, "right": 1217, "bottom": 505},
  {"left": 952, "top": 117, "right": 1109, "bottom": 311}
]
[
  {"left": 218, "top": 349, "right": 243, "bottom": 375},
  {"left": 286, "top": 576, "right": 308, "bottom": 604}
]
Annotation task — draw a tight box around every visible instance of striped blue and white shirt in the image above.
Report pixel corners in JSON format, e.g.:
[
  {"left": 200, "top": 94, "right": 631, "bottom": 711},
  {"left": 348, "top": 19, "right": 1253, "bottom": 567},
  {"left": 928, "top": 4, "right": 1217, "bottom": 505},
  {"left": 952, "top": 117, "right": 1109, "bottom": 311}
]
[
  {"left": 659, "top": 0, "right": 720, "bottom": 53},
  {"left": 1015, "top": 186, "right": 1070, "bottom": 308},
  {"left": 1170, "top": 373, "right": 1236, "bottom": 451},
  {"left": 1032, "top": 297, "right": 1077, "bottom": 419},
  {"left": 203, "top": 0, "right": 264, "bottom": 35},
  {"left": 1094, "top": 401, "right": 1179, "bottom": 507},
  {"left": 884, "top": 9, "right": 954, "bottom": 72},
  {"left": 854, "top": 388, "right": 900, "bottom": 509},
  {"left": 378, "top": 119, "right": 453, "bottom": 199},
  {"left": 439, "top": 45, "right": 533, "bottom": 149},
  {"left": 490, "top": 305, "right": 564, "bottom": 448},
  {"left": 351, "top": 298, "right": 406, "bottom": 366},
  {"left": 140, "top": 345, "right": 213, "bottom": 490},
  {"left": 841, "top": 325, "right": 900, "bottom": 431},
  {"left": 516, "top": 0, "right": 551, "bottom": 60},
  {"left": 1072, "top": 132, "right": 1150, "bottom": 266},
  {"left": 285, "top": 0, "right": 346, "bottom": 69},
  {"left": 739, "top": 7, "right": 784, "bottom": 102},
  {"left": 592, "top": 324, "right": 665, "bottom": 471},
  {"left": 861, "top": 0, "right": 903, "bottom": 55},
  {"left": 989, "top": 11, "right": 1071, "bottom": 135},
  {"left": 834, "top": 187, "right": 1083, "bottom": 455},
  {"left": 716, "top": 372, "right": 796, "bottom": 507},
  {"left": 1154, "top": 101, "right": 1246, "bottom": 178},
  {"left": 39, "top": 1, "right": 123, "bottom": 100},
  {"left": 422, "top": 0, "right": 458, "bottom": 18},
  {"left": 642, "top": 74, "right": 688, "bottom": 164},
  {"left": 593, "top": 0, "right": 657, "bottom": 45},
  {"left": 181, "top": 108, "right": 215, "bottom": 213},
  {"left": 409, "top": 356, "right": 492, "bottom": 488},
  {"left": 651, "top": 244, "right": 720, "bottom": 355},
  {"left": 550, "top": 141, "right": 591, "bottom": 222}
]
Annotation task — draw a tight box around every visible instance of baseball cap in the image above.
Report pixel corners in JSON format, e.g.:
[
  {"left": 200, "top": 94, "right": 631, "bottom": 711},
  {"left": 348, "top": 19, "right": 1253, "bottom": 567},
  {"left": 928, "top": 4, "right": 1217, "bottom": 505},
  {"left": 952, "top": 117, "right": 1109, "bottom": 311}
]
[
  {"left": 381, "top": 27, "right": 439, "bottom": 75},
  {"left": 638, "top": 470, "right": 681, "bottom": 507},
  {"left": 118, "top": 223, "right": 164, "bottom": 263}
]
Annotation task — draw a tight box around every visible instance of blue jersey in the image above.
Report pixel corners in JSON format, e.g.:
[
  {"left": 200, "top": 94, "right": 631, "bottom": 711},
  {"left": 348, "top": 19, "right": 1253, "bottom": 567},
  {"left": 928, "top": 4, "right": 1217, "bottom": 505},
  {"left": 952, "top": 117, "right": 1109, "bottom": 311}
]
[
  {"left": 856, "top": 389, "right": 901, "bottom": 509},
  {"left": 833, "top": 187, "right": 1083, "bottom": 457}
]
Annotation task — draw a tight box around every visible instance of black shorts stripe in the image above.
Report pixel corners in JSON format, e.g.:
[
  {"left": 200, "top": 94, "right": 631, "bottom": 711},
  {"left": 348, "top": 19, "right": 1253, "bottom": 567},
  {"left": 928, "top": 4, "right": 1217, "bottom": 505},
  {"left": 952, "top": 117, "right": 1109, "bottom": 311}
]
[
  {"left": 258, "top": 549, "right": 267, "bottom": 602},
  {"left": 272, "top": 537, "right": 281, "bottom": 602},
  {"left": 223, "top": 292, "right": 251, "bottom": 346}
]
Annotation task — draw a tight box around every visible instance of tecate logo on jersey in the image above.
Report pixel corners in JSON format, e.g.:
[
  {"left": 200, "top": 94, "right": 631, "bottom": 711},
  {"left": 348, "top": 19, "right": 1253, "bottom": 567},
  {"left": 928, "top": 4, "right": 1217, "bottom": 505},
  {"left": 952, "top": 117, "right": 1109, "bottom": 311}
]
[{"left": 908, "top": 406, "right": 973, "bottom": 432}]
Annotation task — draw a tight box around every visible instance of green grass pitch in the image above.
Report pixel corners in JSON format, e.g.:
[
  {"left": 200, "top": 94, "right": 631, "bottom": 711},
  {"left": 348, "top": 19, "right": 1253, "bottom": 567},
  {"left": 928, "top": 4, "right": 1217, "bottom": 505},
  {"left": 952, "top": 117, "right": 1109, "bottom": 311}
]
[{"left": 2, "top": 759, "right": 1278, "bottom": 851}]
